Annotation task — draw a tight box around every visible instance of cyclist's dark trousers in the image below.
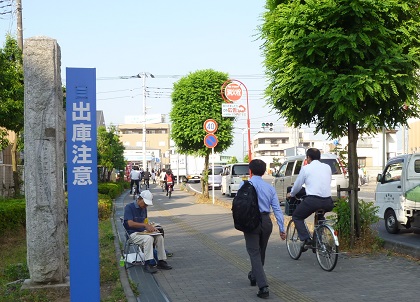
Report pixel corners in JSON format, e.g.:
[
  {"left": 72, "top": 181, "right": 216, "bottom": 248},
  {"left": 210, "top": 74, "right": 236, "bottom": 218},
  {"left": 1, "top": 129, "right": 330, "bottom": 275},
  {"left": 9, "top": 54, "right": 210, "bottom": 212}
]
[
  {"left": 130, "top": 179, "right": 140, "bottom": 194},
  {"left": 244, "top": 213, "right": 272, "bottom": 289},
  {"left": 292, "top": 195, "right": 334, "bottom": 241},
  {"left": 144, "top": 179, "right": 149, "bottom": 189}
]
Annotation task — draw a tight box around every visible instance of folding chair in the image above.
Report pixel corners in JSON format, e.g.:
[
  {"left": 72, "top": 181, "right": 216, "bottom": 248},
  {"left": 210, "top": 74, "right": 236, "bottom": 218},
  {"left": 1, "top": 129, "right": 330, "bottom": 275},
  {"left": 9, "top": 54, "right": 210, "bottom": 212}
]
[{"left": 119, "top": 217, "right": 145, "bottom": 268}]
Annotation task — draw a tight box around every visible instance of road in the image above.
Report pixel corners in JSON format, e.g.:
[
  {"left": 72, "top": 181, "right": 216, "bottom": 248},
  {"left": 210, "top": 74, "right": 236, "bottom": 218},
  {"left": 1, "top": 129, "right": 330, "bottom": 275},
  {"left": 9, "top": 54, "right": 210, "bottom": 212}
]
[
  {"left": 185, "top": 176, "right": 420, "bottom": 258},
  {"left": 186, "top": 175, "right": 375, "bottom": 202}
]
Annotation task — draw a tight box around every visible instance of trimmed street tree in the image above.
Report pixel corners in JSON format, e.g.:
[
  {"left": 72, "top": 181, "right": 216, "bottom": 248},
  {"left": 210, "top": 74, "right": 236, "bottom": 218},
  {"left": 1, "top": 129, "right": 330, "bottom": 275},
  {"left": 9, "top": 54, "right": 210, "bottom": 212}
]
[
  {"left": 0, "top": 35, "right": 24, "bottom": 196},
  {"left": 170, "top": 69, "right": 234, "bottom": 197},
  {"left": 97, "top": 125, "right": 125, "bottom": 182},
  {"left": 260, "top": 0, "right": 420, "bottom": 244}
]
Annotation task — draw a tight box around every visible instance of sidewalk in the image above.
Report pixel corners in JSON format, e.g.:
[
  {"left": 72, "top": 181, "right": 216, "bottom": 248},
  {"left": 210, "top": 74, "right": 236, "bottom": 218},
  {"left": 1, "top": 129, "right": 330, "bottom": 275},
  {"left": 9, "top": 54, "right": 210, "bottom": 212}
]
[{"left": 115, "top": 183, "right": 420, "bottom": 302}]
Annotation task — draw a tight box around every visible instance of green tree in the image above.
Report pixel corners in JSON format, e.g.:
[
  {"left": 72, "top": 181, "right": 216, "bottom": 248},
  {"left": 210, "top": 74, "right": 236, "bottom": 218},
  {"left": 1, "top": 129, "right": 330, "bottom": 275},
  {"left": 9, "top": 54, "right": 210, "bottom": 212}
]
[
  {"left": 228, "top": 156, "right": 239, "bottom": 164},
  {"left": 0, "top": 35, "right": 24, "bottom": 196},
  {"left": 170, "top": 69, "right": 234, "bottom": 197},
  {"left": 242, "top": 155, "right": 249, "bottom": 163},
  {"left": 261, "top": 0, "right": 420, "bottom": 243},
  {"left": 97, "top": 125, "right": 125, "bottom": 182}
]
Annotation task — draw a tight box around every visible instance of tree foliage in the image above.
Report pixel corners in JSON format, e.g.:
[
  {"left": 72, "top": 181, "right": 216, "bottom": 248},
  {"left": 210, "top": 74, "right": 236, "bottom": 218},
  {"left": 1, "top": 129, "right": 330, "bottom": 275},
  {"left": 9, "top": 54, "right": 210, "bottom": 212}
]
[
  {"left": 261, "top": 0, "right": 420, "bottom": 137},
  {"left": 97, "top": 126, "right": 125, "bottom": 182},
  {"left": 170, "top": 69, "right": 234, "bottom": 197},
  {"left": 228, "top": 156, "right": 239, "bottom": 164},
  {"left": 0, "top": 35, "right": 24, "bottom": 146},
  {"left": 260, "top": 0, "right": 420, "bottom": 243},
  {"left": 170, "top": 69, "right": 234, "bottom": 155}
]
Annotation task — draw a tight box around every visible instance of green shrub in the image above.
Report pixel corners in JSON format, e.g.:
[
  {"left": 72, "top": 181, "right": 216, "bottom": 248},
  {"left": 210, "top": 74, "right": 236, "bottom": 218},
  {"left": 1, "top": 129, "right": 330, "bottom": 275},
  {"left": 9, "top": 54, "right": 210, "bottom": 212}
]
[
  {"left": 98, "top": 194, "right": 112, "bottom": 221},
  {"left": 0, "top": 199, "right": 26, "bottom": 237},
  {"left": 98, "top": 182, "right": 123, "bottom": 199},
  {"left": 331, "top": 198, "right": 381, "bottom": 251}
]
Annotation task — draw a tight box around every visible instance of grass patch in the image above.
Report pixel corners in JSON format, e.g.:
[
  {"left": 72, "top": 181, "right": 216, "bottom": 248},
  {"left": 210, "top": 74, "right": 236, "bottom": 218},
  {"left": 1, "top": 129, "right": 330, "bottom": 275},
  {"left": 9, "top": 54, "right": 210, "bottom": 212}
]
[{"left": 0, "top": 219, "right": 126, "bottom": 301}]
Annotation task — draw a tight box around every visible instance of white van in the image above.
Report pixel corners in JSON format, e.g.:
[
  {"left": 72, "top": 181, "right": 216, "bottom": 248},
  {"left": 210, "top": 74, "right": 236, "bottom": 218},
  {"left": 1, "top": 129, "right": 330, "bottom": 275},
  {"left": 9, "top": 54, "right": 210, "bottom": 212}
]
[
  {"left": 207, "top": 165, "right": 224, "bottom": 189},
  {"left": 272, "top": 153, "right": 348, "bottom": 203},
  {"left": 221, "top": 163, "right": 249, "bottom": 197},
  {"left": 375, "top": 153, "right": 420, "bottom": 234}
]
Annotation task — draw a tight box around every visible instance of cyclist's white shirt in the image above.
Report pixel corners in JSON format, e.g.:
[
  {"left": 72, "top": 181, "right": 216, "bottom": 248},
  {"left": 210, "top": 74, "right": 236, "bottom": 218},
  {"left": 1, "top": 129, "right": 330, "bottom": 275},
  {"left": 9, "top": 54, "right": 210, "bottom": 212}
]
[
  {"left": 291, "top": 160, "right": 331, "bottom": 197},
  {"left": 130, "top": 170, "right": 141, "bottom": 180}
]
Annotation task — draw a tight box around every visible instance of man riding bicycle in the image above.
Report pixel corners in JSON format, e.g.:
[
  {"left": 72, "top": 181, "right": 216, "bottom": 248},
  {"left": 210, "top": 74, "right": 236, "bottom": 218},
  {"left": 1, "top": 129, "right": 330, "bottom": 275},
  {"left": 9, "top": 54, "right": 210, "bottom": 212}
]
[
  {"left": 286, "top": 148, "right": 334, "bottom": 251},
  {"left": 129, "top": 166, "right": 141, "bottom": 195}
]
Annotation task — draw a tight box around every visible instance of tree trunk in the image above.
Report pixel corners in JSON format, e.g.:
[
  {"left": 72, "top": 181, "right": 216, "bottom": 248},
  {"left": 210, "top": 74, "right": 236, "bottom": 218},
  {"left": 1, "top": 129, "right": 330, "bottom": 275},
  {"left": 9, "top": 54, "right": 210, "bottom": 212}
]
[
  {"left": 347, "top": 122, "right": 361, "bottom": 247},
  {"left": 11, "top": 135, "right": 20, "bottom": 197}
]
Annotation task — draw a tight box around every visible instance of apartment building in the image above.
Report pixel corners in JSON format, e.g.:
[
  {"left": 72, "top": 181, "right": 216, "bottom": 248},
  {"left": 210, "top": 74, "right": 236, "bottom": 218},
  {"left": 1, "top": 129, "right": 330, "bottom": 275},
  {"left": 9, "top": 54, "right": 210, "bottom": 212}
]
[
  {"left": 252, "top": 127, "right": 327, "bottom": 172},
  {"left": 117, "top": 114, "right": 171, "bottom": 169}
]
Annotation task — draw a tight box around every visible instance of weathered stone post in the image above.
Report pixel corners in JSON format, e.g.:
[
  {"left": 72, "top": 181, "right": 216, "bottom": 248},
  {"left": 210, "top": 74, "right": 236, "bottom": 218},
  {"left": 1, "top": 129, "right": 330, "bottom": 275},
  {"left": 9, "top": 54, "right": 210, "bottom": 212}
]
[{"left": 23, "top": 37, "right": 67, "bottom": 284}]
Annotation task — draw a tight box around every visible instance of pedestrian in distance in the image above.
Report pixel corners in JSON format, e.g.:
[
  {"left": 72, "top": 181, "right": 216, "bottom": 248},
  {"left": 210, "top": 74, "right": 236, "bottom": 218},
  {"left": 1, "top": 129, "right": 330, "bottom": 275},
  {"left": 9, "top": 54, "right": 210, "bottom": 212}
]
[
  {"left": 123, "top": 190, "right": 172, "bottom": 273},
  {"left": 239, "top": 159, "right": 286, "bottom": 299}
]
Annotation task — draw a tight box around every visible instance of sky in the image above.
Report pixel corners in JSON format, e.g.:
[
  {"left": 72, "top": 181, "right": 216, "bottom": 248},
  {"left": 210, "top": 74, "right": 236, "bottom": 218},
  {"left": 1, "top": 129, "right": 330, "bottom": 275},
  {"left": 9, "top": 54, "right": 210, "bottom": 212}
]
[
  {"left": 0, "top": 1, "right": 356, "bottom": 159},
  {"left": 1, "top": 0, "right": 288, "bottom": 159}
]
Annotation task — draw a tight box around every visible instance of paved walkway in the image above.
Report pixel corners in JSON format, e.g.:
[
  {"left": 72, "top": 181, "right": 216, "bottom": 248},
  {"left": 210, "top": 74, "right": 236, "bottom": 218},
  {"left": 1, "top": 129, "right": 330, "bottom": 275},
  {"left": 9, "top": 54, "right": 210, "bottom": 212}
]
[{"left": 114, "top": 183, "right": 420, "bottom": 302}]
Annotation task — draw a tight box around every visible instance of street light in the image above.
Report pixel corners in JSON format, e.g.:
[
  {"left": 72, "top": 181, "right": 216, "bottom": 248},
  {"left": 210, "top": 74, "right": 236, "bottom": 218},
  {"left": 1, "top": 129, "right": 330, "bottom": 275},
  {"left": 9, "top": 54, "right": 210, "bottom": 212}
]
[
  {"left": 120, "top": 72, "right": 154, "bottom": 170},
  {"left": 139, "top": 73, "right": 154, "bottom": 171}
]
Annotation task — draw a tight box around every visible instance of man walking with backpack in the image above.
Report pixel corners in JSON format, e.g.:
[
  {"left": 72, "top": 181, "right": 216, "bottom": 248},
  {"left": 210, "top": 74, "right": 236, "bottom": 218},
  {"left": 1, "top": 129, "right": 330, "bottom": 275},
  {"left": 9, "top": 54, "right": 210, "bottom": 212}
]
[{"left": 237, "top": 159, "right": 286, "bottom": 299}]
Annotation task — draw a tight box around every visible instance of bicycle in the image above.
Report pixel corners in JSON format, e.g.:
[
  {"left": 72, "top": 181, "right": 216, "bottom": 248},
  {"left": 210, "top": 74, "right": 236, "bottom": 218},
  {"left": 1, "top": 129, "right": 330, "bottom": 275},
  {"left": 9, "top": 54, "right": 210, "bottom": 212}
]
[
  {"left": 285, "top": 197, "right": 339, "bottom": 271},
  {"left": 131, "top": 183, "right": 139, "bottom": 200},
  {"left": 166, "top": 181, "right": 173, "bottom": 198}
]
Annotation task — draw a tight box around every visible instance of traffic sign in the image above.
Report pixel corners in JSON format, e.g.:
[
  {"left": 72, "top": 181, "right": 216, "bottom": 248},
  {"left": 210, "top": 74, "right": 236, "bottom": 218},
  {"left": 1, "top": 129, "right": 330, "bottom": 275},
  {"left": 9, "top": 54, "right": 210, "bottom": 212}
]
[
  {"left": 224, "top": 82, "right": 242, "bottom": 102},
  {"left": 204, "top": 133, "right": 218, "bottom": 148},
  {"left": 203, "top": 119, "right": 218, "bottom": 134}
]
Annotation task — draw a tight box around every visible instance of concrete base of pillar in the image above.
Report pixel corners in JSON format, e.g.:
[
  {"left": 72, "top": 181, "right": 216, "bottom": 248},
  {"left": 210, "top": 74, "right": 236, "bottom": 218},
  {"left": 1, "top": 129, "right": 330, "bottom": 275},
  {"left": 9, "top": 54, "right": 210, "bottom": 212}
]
[{"left": 21, "top": 276, "right": 70, "bottom": 290}]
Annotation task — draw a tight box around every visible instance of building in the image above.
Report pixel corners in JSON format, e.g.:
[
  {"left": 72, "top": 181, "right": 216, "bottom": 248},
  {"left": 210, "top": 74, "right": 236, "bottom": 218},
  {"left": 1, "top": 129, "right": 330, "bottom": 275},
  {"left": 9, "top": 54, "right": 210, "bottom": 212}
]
[
  {"left": 408, "top": 119, "right": 420, "bottom": 153},
  {"left": 251, "top": 127, "right": 328, "bottom": 172},
  {"left": 117, "top": 114, "right": 171, "bottom": 170}
]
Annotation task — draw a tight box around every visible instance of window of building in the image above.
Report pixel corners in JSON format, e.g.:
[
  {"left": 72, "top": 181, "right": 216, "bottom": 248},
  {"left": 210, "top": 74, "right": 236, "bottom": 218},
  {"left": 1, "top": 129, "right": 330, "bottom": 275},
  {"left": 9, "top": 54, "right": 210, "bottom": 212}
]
[{"left": 358, "top": 157, "right": 366, "bottom": 168}]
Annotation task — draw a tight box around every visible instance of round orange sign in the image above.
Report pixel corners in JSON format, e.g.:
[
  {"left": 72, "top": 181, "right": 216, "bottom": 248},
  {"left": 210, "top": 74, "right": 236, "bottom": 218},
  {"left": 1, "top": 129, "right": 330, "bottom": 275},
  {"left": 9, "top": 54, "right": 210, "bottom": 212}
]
[{"left": 224, "top": 83, "right": 242, "bottom": 102}]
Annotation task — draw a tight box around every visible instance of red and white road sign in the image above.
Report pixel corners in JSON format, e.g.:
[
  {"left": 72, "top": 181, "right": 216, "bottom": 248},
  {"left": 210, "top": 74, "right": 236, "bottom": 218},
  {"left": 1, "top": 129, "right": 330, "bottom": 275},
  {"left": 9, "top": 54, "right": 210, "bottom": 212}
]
[
  {"left": 224, "top": 83, "right": 242, "bottom": 102},
  {"left": 203, "top": 119, "right": 218, "bottom": 134}
]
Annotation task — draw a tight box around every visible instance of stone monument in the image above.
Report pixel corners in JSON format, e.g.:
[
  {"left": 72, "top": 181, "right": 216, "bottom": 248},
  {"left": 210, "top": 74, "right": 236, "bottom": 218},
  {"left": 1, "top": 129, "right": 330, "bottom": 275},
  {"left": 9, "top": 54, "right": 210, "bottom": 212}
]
[{"left": 23, "top": 37, "right": 67, "bottom": 285}]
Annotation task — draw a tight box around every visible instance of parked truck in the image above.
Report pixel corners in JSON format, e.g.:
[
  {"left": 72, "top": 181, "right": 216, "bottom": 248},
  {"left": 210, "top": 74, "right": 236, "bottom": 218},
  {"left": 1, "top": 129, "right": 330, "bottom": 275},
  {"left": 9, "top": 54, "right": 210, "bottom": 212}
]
[
  {"left": 169, "top": 152, "right": 205, "bottom": 183},
  {"left": 375, "top": 153, "right": 420, "bottom": 234}
]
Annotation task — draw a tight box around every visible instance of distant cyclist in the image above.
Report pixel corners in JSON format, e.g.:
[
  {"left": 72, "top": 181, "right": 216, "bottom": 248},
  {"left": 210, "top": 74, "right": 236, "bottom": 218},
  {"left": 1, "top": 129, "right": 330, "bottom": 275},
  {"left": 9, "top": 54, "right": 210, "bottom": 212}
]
[
  {"left": 286, "top": 148, "right": 334, "bottom": 251},
  {"left": 164, "top": 170, "right": 175, "bottom": 196},
  {"left": 129, "top": 166, "right": 141, "bottom": 195},
  {"left": 143, "top": 169, "right": 151, "bottom": 189}
]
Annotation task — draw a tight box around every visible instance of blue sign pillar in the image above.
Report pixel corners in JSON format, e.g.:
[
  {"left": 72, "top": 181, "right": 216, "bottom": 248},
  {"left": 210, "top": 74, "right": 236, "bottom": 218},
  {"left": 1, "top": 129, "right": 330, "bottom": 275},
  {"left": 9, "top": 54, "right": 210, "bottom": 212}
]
[{"left": 66, "top": 68, "right": 100, "bottom": 301}]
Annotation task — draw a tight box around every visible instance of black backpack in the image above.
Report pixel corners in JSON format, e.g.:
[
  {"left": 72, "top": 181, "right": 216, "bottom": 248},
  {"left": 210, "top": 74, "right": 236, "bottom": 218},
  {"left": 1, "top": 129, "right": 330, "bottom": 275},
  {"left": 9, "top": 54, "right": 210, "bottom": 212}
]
[{"left": 231, "top": 181, "right": 261, "bottom": 232}]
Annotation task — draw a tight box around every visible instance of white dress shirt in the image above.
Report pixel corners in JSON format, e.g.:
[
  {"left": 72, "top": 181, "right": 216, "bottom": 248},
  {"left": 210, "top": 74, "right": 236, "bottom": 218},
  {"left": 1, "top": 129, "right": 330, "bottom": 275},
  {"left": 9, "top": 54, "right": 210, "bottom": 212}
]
[{"left": 290, "top": 160, "right": 332, "bottom": 197}]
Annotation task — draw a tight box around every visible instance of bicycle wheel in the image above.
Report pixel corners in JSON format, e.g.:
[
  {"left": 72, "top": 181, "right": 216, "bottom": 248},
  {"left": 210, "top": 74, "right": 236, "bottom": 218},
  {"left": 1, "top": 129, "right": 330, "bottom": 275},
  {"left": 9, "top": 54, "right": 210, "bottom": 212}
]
[
  {"left": 314, "top": 225, "right": 338, "bottom": 271},
  {"left": 286, "top": 220, "right": 302, "bottom": 260},
  {"left": 168, "top": 186, "right": 172, "bottom": 198}
]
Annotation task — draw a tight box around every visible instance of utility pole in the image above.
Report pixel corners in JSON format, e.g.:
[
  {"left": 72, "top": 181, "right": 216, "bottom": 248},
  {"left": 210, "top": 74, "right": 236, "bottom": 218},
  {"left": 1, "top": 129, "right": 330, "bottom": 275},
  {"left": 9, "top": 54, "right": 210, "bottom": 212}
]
[{"left": 16, "top": 0, "right": 23, "bottom": 49}]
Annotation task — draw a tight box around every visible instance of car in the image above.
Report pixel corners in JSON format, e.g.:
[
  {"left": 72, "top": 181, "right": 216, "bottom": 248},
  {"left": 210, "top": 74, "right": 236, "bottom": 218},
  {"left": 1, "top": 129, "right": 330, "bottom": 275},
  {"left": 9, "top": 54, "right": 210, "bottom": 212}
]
[
  {"left": 272, "top": 153, "right": 348, "bottom": 204},
  {"left": 207, "top": 165, "right": 224, "bottom": 189},
  {"left": 221, "top": 163, "right": 250, "bottom": 197}
]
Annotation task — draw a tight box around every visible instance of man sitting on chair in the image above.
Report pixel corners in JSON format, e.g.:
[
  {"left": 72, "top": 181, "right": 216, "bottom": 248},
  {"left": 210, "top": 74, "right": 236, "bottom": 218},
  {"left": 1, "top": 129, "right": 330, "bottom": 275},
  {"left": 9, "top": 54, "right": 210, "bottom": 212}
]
[{"left": 124, "top": 190, "right": 172, "bottom": 273}]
